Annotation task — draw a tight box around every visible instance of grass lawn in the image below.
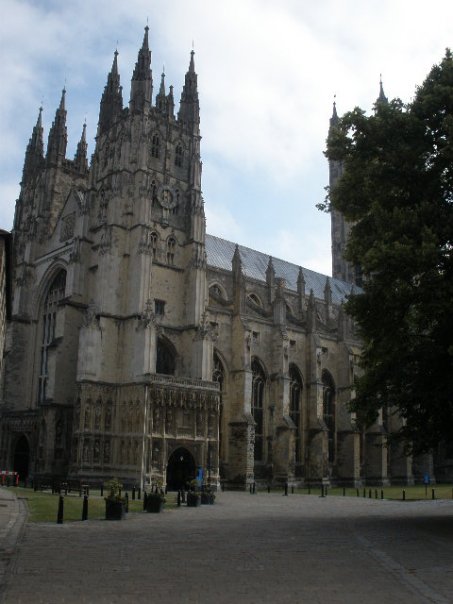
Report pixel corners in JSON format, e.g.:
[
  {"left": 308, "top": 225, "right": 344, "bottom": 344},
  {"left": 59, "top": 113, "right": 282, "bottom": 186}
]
[
  {"left": 266, "top": 484, "right": 453, "bottom": 501},
  {"left": 4, "top": 486, "right": 178, "bottom": 523},
  {"left": 4, "top": 483, "right": 453, "bottom": 523}
]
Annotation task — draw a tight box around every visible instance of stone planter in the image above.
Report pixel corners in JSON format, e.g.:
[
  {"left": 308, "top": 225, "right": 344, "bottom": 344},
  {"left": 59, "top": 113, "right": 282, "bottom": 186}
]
[
  {"left": 145, "top": 495, "right": 164, "bottom": 513},
  {"left": 105, "top": 499, "right": 126, "bottom": 520},
  {"left": 186, "top": 492, "right": 201, "bottom": 507},
  {"left": 201, "top": 492, "right": 215, "bottom": 505}
]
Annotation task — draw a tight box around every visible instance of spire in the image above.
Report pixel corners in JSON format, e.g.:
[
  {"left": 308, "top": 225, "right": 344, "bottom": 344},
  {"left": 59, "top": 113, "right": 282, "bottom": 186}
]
[
  {"left": 156, "top": 70, "right": 166, "bottom": 112},
  {"left": 232, "top": 244, "right": 242, "bottom": 278},
  {"left": 74, "top": 121, "right": 88, "bottom": 174},
  {"left": 329, "top": 95, "right": 339, "bottom": 129},
  {"left": 98, "top": 49, "right": 123, "bottom": 136},
  {"left": 129, "top": 26, "right": 153, "bottom": 113},
  {"left": 324, "top": 277, "right": 332, "bottom": 306},
  {"left": 22, "top": 106, "right": 44, "bottom": 182},
  {"left": 46, "top": 88, "right": 67, "bottom": 165},
  {"left": 178, "top": 50, "right": 199, "bottom": 130},
  {"left": 377, "top": 75, "right": 388, "bottom": 104},
  {"left": 166, "top": 85, "right": 175, "bottom": 119}
]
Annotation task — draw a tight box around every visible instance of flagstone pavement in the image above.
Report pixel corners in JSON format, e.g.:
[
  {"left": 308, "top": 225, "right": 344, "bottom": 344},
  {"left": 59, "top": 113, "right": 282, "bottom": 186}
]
[{"left": 1, "top": 488, "right": 453, "bottom": 603}]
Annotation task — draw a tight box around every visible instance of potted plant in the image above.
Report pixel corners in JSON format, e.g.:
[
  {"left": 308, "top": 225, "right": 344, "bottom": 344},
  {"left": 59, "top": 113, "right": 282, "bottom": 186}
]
[
  {"left": 186, "top": 479, "right": 201, "bottom": 507},
  {"left": 145, "top": 485, "right": 166, "bottom": 513},
  {"left": 104, "top": 478, "right": 126, "bottom": 520},
  {"left": 201, "top": 484, "right": 216, "bottom": 505}
]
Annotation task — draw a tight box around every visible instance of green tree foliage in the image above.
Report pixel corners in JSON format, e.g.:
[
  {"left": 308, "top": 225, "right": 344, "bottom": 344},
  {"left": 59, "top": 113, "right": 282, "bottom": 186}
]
[{"left": 324, "top": 51, "right": 453, "bottom": 453}]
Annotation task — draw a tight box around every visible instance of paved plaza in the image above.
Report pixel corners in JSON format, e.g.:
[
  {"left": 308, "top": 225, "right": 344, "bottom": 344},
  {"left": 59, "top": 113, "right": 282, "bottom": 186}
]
[{"left": 1, "top": 489, "right": 453, "bottom": 603}]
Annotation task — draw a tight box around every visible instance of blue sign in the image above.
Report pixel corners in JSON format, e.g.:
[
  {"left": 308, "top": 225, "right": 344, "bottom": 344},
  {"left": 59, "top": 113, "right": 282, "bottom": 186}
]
[
  {"left": 197, "top": 466, "right": 204, "bottom": 485},
  {"left": 423, "top": 474, "right": 430, "bottom": 485}
]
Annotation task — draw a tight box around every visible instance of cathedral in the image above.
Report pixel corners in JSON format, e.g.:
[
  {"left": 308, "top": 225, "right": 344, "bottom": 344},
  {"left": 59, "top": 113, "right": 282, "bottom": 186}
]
[{"left": 0, "top": 28, "right": 427, "bottom": 489}]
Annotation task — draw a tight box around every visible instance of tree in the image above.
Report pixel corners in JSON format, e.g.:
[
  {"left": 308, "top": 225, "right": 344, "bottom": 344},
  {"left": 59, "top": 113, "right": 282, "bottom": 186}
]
[{"left": 323, "top": 50, "right": 453, "bottom": 453}]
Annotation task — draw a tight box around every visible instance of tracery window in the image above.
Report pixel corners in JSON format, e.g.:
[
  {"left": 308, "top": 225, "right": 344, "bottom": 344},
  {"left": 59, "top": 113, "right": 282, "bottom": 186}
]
[
  {"left": 166, "top": 236, "right": 176, "bottom": 265},
  {"left": 175, "top": 144, "right": 183, "bottom": 167},
  {"left": 322, "top": 370, "right": 336, "bottom": 463},
  {"left": 38, "top": 270, "right": 66, "bottom": 404},
  {"left": 150, "top": 231, "right": 158, "bottom": 260},
  {"left": 289, "top": 364, "right": 303, "bottom": 463},
  {"left": 151, "top": 134, "right": 160, "bottom": 159},
  {"left": 248, "top": 293, "right": 262, "bottom": 307},
  {"left": 251, "top": 359, "right": 266, "bottom": 461}
]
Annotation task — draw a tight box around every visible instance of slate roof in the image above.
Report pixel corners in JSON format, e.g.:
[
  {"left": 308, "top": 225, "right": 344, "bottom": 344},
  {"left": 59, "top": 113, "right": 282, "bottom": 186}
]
[{"left": 205, "top": 234, "right": 354, "bottom": 305}]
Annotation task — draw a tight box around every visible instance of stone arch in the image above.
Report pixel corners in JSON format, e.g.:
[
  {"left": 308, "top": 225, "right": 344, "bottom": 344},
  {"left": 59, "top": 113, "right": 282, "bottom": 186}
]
[
  {"left": 166, "top": 446, "right": 197, "bottom": 490},
  {"left": 209, "top": 282, "right": 227, "bottom": 301},
  {"left": 13, "top": 434, "right": 30, "bottom": 480}
]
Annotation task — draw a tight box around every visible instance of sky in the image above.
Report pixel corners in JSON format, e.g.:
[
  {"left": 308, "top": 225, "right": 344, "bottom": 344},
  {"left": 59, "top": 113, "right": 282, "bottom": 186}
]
[{"left": 2, "top": 0, "right": 453, "bottom": 276}]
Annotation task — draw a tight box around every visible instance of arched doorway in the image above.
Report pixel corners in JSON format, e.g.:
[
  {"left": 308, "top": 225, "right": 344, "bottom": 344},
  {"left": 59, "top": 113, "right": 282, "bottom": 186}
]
[
  {"left": 13, "top": 435, "right": 30, "bottom": 480},
  {"left": 166, "top": 447, "right": 196, "bottom": 490}
]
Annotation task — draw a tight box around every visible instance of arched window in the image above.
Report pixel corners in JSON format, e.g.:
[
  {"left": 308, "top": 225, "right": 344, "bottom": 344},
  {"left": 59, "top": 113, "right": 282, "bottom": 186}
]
[
  {"left": 38, "top": 270, "right": 66, "bottom": 403},
  {"left": 322, "top": 370, "right": 336, "bottom": 463},
  {"left": 213, "top": 352, "right": 225, "bottom": 461},
  {"left": 156, "top": 337, "right": 176, "bottom": 375},
  {"left": 150, "top": 231, "right": 158, "bottom": 260},
  {"left": 289, "top": 364, "right": 303, "bottom": 464},
  {"left": 251, "top": 359, "right": 266, "bottom": 461},
  {"left": 175, "top": 144, "right": 183, "bottom": 167},
  {"left": 166, "top": 236, "right": 176, "bottom": 265},
  {"left": 151, "top": 134, "right": 160, "bottom": 159},
  {"left": 247, "top": 293, "right": 262, "bottom": 307}
]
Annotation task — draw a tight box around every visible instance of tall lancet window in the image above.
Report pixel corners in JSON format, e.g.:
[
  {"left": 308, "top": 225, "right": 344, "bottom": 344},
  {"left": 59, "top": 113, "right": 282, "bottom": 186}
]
[
  {"left": 38, "top": 270, "right": 66, "bottom": 403},
  {"left": 322, "top": 370, "right": 336, "bottom": 463},
  {"left": 151, "top": 134, "right": 160, "bottom": 159},
  {"left": 289, "top": 364, "right": 303, "bottom": 464},
  {"left": 213, "top": 352, "right": 225, "bottom": 459},
  {"left": 251, "top": 359, "right": 266, "bottom": 461}
]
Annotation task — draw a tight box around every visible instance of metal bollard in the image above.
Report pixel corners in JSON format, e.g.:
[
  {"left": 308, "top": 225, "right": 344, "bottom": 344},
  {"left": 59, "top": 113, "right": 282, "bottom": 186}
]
[
  {"left": 284, "top": 482, "right": 288, "bottom": 496},
  {"left": 143, "top": 492, "right": 148, "bottom": 510},
  {"left": 268, "top": 484, "right": 271, "bottom": 493},
  {"left": 363, "top": 488, "right": 366, "bottom": 498},
  {"left": 432, "top": 488, "right": 435, "bottom": 500},
  {"left": 82, "top": 495, "right": 88, "bottom": 521},
  {"left": 369, "top": 489, "right": 372, "bottom": 498},
  {"left": 57, "top": 496, "right": 64, "bottom": 524},
  {"left": 177, "top": 490, "right": 181, "bottom": 507},
  {"left": 132, "top": 486, "right": 136, "bottom": 501},
  {"left": 402, "top": 489, "right": 406, "bottom": 501},
  {"left": 249, "top": 483, "right": 253, "bottom": 494},
  {"left": 137, "top": 487, "right": 141, "bottom": 500},
  {"left": 291, "top": 485, "right": 294, "bottom": 494},
  {"left": 356, "top": 488, "right": 359, "bottom": 497},
  {"left": 381, "top": 489, "right": 384, "bottom": 500},
  {"left": 253, "top": 482, "right": 256, "bottom": 494},
  {"left": 100, "top": 484, "right": 103, "bottom": 497},
  {"left": 125, "top": 493, "right": 129, "bottom": 513},
  {"left": 308, "top": 486, "right": 311, "bottom": 495},
  {"left": 375, "top": 489, "right": 378, "bottom": 499}
]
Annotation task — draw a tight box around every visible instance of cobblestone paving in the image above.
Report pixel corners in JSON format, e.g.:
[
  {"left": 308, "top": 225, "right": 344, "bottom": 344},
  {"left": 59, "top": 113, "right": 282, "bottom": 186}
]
[{"left": 2, "top": 492, "right": 453, "bottom": 603}]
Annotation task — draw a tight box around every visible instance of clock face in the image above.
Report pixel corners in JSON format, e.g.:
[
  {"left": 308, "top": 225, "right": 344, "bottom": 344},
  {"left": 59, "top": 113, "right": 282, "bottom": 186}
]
[{"left": 158, "top": 185, "right": 177, "bottom": 209}]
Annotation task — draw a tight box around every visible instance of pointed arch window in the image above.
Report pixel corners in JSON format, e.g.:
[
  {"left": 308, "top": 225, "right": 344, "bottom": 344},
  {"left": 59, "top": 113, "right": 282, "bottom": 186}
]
[
  {"left": 38, "top": 270, "right": 66, "bottom": 404},
  {"left": 289, "top": 364, "right": 303, "bottom": 464},
  {"left": 213, "top": 352, "right": 225, "bottom": 461},
  {"left": 151, "top": 134, "right": 160, "bottom": 159},
  {"left": 322, "top": 370, "right": 336, "bottom": 463},
  {"left": 175, "top": 144, "right": 183, "bottom": 167},
  {"left": 166, "top": 236, "right": 176, "bottom": 265},
  {"left": 156, "top": 337, "right": 176, "bottom": 375},
  {"left": 251, "top": 359, "right": 266, "bottom": 461},
  {"left": 150, "top": 231, "right": 158, "bottom": 260}
]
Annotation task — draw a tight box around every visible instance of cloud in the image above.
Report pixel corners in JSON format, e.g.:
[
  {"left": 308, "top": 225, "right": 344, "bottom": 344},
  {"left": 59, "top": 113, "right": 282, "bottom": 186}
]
[{"left": 3, "top": 0, "right": 453, "bottom": 275}]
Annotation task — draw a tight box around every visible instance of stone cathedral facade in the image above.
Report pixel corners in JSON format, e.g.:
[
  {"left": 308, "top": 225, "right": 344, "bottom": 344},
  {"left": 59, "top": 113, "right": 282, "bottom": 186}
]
[{"left": 0, "top": 28, "right": 422, "bottom": 489}]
